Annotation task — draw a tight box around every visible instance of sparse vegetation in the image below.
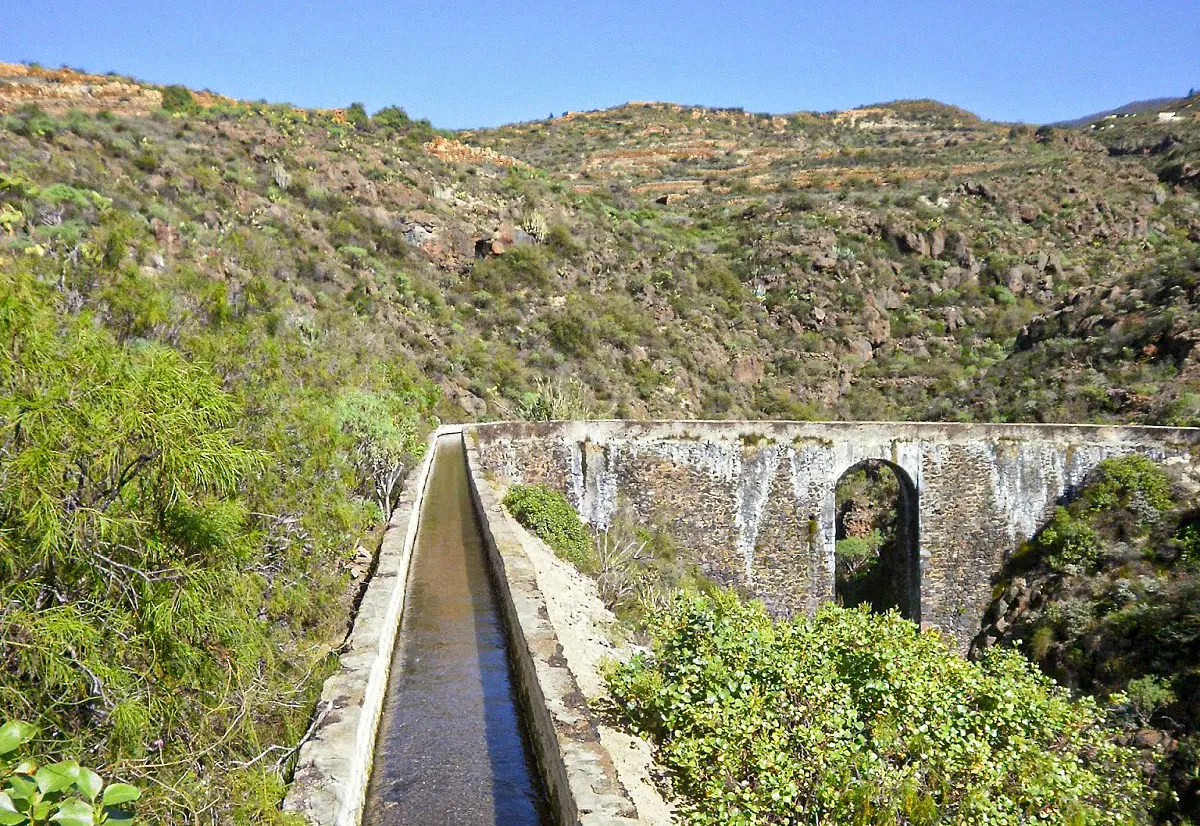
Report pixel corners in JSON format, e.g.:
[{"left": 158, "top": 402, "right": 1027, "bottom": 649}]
[{"left": 978, "top": 455, "right": 1200, "bottom": 822}]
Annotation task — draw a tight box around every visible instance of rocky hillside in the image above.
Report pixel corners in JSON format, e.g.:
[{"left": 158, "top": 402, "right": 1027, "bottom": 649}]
[
  {"left": 971, "top": 455, "right": 1200, "bottom": 822},
  {"left": 3, "top": 64, "right": 1200, "bottom": 424},
  {"left": 466, "top": 97, "right": 1200, "bottom": 422}
]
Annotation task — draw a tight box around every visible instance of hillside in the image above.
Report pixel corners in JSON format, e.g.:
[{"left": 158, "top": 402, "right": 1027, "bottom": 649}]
[
  {"left": 2, "top": 63, "right": 1200, "bottom": 821},
  {"left": 1054, "top": 94, "right": 1190, "bottom": 127},
  {"left": 466, "top": 97, "right": 1200, "bottom": 422}
]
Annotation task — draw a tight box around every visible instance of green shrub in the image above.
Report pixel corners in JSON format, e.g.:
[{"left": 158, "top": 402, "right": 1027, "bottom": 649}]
[
  {"left": 159, "top": 85, "right": 195, "bottom": 114},
  {"left": 607, "top": 592, "right": 1148, "bottom": 826},
  {"left": 345, "top": 103, "right": 370, "bottom": 130},
  {"left": 834, "top": 530, "right": 883, "bottom": 577},
  {"left": 1034, "top": 506, "right": 1101, "bottom": 572},
  {"left": 1, "top": 720, "right": 141, "bottom": 824},
  {"left": 502, "top": 484, "right": 594, "bottom": 568},
  {"left": 1176, "top": 522, "right": 1200, "bottom": 566},
  {"left": 1125, "top": 675, "right": 1177, "bottom": 725},
  {"left": 1083, "top": 455, "right": 1173, "bottom": 516}
]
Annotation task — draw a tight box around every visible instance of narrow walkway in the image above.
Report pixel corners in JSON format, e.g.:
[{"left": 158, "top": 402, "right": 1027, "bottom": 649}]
[{"left": 363, "top": 436, "right": 551, "bottom": 826}]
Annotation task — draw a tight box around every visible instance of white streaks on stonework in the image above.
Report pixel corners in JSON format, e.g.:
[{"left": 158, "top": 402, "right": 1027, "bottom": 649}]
[
  {"left": 986, "top": 440, "right": 1138, "bottom": 544},
  {"left": 788, "top": 443, "right": 838, "bottom": 582},
  {"left": 647, "top": 438, "right": 742, "bottom": 482},
  {"left": 573, "top": 441, "right": 619, "bottom": 530},
  {"left": 735, "top": 446, "right": 782, "bottom": 578}
]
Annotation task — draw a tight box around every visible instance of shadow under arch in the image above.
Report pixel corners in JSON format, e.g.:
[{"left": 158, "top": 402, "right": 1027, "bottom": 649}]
[{"left": 832, "top": 458, "right": 920, "bottom": 624}]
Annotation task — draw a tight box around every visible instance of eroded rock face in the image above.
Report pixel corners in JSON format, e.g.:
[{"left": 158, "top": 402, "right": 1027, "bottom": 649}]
[
  {"left": 0, "top": 63, "right": 235, "bottom": 115},
  {"left": 424, "top": 136, "right": 527, "bottom": 168}
]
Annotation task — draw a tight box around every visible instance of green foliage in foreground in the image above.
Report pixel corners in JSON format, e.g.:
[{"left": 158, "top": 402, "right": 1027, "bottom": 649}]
[
  {"left": 0, "top": 267, "right": 274, "bottom": 743},
  {"left": 607, "top": 591, "right": 1148, "bottom": 826},
  {"left": 0, "top": 721, "right": 140, "bottom": 825},
  {"left": 502, "top": 483, "right": 594, "bottom": 568}
]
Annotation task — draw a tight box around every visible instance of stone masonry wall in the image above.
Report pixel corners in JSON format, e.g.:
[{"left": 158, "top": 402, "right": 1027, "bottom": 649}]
[{"left": 468, "top": 420, "right": 1200, "bottom": 650}]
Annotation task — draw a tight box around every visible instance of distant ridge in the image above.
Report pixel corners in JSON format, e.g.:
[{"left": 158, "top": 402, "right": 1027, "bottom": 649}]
[{"left": 1053, "top": 93, "right": 1193, "bottom": 127}]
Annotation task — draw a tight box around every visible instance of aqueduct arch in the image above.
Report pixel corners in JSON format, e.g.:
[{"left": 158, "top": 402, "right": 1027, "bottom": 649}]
[
  {"left": 832, "top": 459, "right": 920, "bottom": 623},
  {"left": 468, "top": 420, "right": 1200, "bottom": 649}
]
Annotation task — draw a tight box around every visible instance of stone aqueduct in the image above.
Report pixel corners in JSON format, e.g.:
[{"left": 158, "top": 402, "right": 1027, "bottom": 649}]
[{"left": 471, "top": 420, "right": 1200, "bottom": 647}]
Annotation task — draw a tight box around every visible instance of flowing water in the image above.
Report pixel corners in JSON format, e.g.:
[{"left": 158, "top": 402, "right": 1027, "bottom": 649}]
[{"left": 363, "top": 436, "right": 552, "bottom": 826}]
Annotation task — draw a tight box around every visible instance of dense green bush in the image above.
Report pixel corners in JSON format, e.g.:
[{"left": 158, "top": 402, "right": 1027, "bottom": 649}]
[
  {"left": 607, "top": 591, "right": 1148, "bottom": 826},
  {"left": 159, "top": 85, "right": 195, "bottom": 114},
  {"left": 1033, "top": 506, "right": 1101, "bottom": 572},
  {"left": 1029, "top": 456, "right": 1175, "bottom": 573},
  {"left": 502, "top": 484, "right": 594, "bottom": 567},
  {"left": 1083, "top": 455, "right": 1173, "bottom": 521}
]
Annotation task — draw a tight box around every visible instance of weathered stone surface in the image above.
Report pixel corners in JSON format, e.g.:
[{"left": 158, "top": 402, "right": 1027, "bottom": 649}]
[{"left": 468, "top": 420, "right": 1200, "bottom": 651}]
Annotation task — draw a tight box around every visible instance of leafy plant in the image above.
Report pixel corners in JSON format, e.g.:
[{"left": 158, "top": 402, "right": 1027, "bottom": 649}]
[
  {"left": 159, "top": 85, "right": 195, "bottom": 115},
  {"left": 0, "top": 721, "right": 141, "bottom": 825},
  {"left": 502, "top": 484, "right": 594, "bottom": 568},
  {"left": 1125, "top": 675, "right": 1177, "bottom": 726},
  {"left": 834, "top": 530, "right": 883, "bottom": 579},
  {"left": 1083, "top": 455, "right": 1173, "bottom": 518},
  {"left": 516, "top": 376, "right": 609, "bottom": 421},
  {"left": 333, "top": 389, "right": 426, "bottom": 516},
  {"left": 1034, "top": 506, "right": 1101, "bottom": 572},
  {"left": 607, "top": 592, "right": 1149, "bottom": 826}
]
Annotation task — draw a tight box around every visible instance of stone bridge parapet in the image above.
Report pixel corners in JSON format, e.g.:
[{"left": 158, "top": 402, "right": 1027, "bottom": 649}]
[{"left": 468, "top": 420, "right": 1200, "bottom": 648}]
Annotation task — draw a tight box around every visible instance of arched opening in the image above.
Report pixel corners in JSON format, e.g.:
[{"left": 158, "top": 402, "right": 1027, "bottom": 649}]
[{"left": 833, "top": 460, "right": 920, "bottom": 622}]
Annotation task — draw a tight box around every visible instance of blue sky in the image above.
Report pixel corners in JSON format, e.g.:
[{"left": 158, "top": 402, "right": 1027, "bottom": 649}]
[{"left": 3, "top": 1, "right": 1199, "bottom": 129}]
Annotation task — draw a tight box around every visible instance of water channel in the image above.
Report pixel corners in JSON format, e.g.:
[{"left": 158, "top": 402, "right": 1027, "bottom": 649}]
[{"left": 362, "top": 435, "right": 552, "bottom": 826}]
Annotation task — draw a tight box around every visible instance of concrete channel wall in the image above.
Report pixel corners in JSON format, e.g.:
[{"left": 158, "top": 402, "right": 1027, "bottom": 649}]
[
  {"left": 283, "top": 425, "right": 641, "bottom": 826},
  {"left": 463, "top": 429, "right": 642, "bottom": 826},
  {"left": 281, "top": 427, "right": 446, "bottom": 826}
]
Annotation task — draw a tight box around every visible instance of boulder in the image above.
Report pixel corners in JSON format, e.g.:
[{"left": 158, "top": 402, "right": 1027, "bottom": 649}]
[
  {"left": 943, "top": 306, "right": 967, "bottom": 332},
  {"left": 1005, "top": 265, "right": 1029, "bottom": 296},
  {"left": 929, "top": 227, "right": 946, "bottom": 258},
  {"left": 848, "top": 338, "right": 874, "bottom": 363},
  {"left": 732, "top": 355, "right": 765, "bottom": 384}
]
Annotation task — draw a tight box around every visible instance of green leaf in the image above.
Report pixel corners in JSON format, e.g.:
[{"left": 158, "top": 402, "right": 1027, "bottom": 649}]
[
  {"left": 74, "top": 769, "right": 102, "bottom": 802},
  {"left": 0, "top": 794, "right": 22, "bottom": 826},
  {"left": 34, "top": 762, "right": 79, "bottom": 795},
  {"left": 99, "top": 786, "right": 139, "bottom": 807},
  {"left": 100, "top": 809, "right": 133, "bottom": 826},
  {"left": 49, "top": 799, "right": 94, "bottom": 826},
  {"left": 0, "top": 722, "right": 36, "bottom": 756},
  {"left": 6, "top": 774, "right": 38, "bottom": 803}
]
